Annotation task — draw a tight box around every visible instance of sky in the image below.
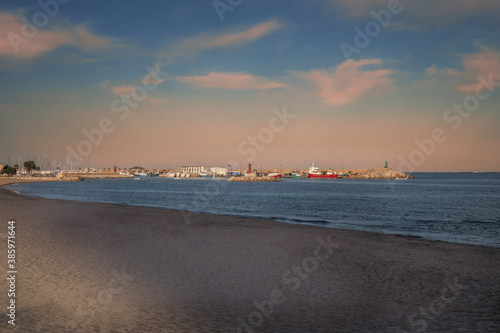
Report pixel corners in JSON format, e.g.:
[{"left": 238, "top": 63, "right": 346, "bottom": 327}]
[{"left": 0, "top": 0, "right": 499, "bottom": 172}]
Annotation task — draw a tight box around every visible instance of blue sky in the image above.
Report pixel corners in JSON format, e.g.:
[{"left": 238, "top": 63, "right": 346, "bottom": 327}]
[{"left": 1, "top": 0, "right": 499, "bottom": 171}]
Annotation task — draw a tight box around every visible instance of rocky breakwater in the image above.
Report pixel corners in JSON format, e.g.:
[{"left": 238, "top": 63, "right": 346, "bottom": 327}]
[
  {"left": 228, "top": 176, "right": 282, "bottom": 182},
  {"left": 65, "top": 172, "right": 133, "bottom": 179},
  {"left": 346, "top": 168, "right": 414, "bottom": 179},
  {"left": 58, "top": 174, "right": 82, "bottom": 181}
]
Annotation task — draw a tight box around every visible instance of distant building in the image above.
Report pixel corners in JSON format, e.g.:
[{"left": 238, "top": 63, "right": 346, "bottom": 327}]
[
  {"left": 209, "top": 166, "right": 228, "bottom": 176},
  {"left": 180, "top": 166, "right": 229, "bottom": 176},
  {"left": 180, "top": 166, "right": 206, "bottom": 174}
]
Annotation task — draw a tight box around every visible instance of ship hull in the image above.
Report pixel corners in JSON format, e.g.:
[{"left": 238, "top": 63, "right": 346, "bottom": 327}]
[{"left": 308, "top": 173, "right": 338, "bottom": 179}]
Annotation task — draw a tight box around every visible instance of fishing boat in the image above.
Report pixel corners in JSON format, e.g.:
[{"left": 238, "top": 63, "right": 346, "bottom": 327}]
[
  {"left": 291, "top": 170, "right": 302, "bottom": 178},
  {"left": 198, "top": 171, "right": 210, "bottom": 177},
  {"left": 307, "top": 162, "right": 338, "bottom": 179},
  {"left": 268, "top": 171, "right": 282, "bottom": 178}
]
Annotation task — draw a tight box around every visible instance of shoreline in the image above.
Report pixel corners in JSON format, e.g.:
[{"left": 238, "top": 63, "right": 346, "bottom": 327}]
[
  {"left": 0, "top": 177, "right": 71, "bottom": 187},
  {"left": 0, "top": 188, "right": 499, "bottom": 332}
]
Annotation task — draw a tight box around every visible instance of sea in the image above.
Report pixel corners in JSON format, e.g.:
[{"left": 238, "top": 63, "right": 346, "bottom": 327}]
[{"left": 6, "top": 173, "right": 500, "bottom": 247}]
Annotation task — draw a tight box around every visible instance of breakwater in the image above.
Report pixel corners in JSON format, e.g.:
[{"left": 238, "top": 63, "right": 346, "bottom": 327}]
[
  {"left": 344, "top": 168, "right": 414, "bottom": 179},
  {"left": 64, "top": 173, "right": 133, "bottom": 179},
  {"left": 228, "top": 176, "right": 282, "bottom": 182}
]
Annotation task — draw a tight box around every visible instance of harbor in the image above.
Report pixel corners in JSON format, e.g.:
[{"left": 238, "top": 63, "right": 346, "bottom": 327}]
[{"left": 1, "top": 160, "right": 415, "bottom": 182}]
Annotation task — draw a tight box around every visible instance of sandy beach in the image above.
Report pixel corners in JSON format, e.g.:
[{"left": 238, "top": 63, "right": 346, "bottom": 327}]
[{"left": 0, "top": 184, "right": 499, "bottom": 332}]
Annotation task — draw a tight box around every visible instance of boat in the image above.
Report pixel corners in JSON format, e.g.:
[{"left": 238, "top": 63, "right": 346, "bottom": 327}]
[
  {"left": 291, "top": 170, "right": 302, "bottom": 178},
  {"left": 268, "top": 171, "right": 282, "bottom": 178},
  {"left": 307, "top": 162, "right": 338, "bottom": 179},
  {"left": 198, "top": 171, "right": 210, "bottom": 177},
  {"left": 137, "top": 172, "right": 148, "bottom": 177},
  {"left": 161, "top": 172, "right": 176, "bottom": 178}
]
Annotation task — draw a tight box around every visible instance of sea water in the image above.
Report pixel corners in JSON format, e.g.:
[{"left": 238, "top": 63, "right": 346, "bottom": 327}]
[{"left": 6, "top": 173, "right": 500, "bottom": 247}]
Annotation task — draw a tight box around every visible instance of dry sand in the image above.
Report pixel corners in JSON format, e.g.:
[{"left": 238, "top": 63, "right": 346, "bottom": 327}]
[{"left": 0, "top": 182, "right": 499, "bottom": 332}]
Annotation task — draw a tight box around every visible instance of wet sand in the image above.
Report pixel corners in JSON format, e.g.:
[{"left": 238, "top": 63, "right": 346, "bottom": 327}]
[
  {"left": 0, "top": 185, "right": 499, "bottom": 332},
  {"left": 0, "top": 177, "right": 65, "bottom": 187}
]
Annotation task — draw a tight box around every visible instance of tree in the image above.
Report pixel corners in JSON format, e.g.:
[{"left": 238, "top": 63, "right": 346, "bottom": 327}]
[
  {"left": 23, "top": 160, "right": 39, "bottom": 173},
  {"left": 1, "top": 165, "right": 17, "bottom": 175}
]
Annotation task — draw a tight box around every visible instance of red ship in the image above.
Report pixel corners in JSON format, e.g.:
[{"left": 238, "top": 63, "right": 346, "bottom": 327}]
[{"left": 307, "top": 161, "right": 338, "bottom": 179}]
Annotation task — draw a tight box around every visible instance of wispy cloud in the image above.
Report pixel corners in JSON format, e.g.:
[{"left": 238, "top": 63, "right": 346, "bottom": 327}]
[
  {"left": 296, "top": 59, "right": 394, "bottom": 107},
  {"left": 424, "top": 47, "right": 500, "bottom": 93},
  {"left": 160, "top": 19, "right": 284, "bottom": 63},
  {"left": 331, "top": 0, "right": 500, "bottom": 30},
  {"left": 457, "top": 48, "right": 500, "bottom": 92},
  {"left": 111, "top": 85, "right": 134, "bottom": 96},
  {"left": 105, "top": 83, "right": 167, "bottom": 105},
  {"left": 101, "top": 65, "right": 169, "bottom": 104},
  {"left": 0, "top": 12, "right": 118, "bottom": 63},
  {"left": 176, "top": 72, "right": 286, "bottom": 90}
]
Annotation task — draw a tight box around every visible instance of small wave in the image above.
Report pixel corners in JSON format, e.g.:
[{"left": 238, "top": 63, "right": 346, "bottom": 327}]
[
  {"left": 272, "top": 217, "right": 334, "bottom": 225},
  {"left": 411, "top": 219, "right": 449, "bottom": 224},
  {"left": 462, "top": 219, "right": 498, "bottom": 224},
  {"left": 393, "top": 234, "right": 423, "bottom": 239}
]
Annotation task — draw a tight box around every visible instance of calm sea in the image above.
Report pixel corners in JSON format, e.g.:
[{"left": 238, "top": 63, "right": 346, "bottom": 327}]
[{"left": 6, "top": 173, "right": 500, "bottom": 247}]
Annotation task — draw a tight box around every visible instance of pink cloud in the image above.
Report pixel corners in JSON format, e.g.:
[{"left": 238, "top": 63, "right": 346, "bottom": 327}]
[
  {"left": 101, "top": 64, "right": 169, "bottom": 105},
  {"left": 457, "top": 49, "right": 500, "bottom": 93},
  {"left": 297, "top": 59, "right": 394, "bottom": 106},
  {"left": 162, "top": 19, "right": 284, "bottom": 62},
  {"left": 176, "top": 72, "right": 286, "bottom": 90},
  {"left": 112, "top": 85, "right": 134, "bottom": 96},
  {"left": 425, "top": 48, "right": 500, "bottom": 93},
  {"left": 0, "top": 12, "right": 117, "bottom": 60},
  {"left": 108, "top": 83, "right": 167, "bottom": 105}
]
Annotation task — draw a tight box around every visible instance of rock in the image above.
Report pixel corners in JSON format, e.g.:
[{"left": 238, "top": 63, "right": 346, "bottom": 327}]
[{"left": 228, "top": 176, "right": 282, "bottom": 182}]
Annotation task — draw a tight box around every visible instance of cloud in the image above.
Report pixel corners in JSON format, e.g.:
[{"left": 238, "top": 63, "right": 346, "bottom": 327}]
[
  {"left": 296, "top": 59, "right": 394, "bottom": 106},
  {"left": 331, "top": 0, "right": 500, "bottom": 30},
  {"left": 99, "top": 79, "right": 111, "bottom": 90},
  {"left": 101, "top": 65, "right": 169, "bottom": 105},
  {"left": 107, "top": 83, "right": 167, "bottom": 105},
  {"left": 112, "top": 85, "right": 134, "bottom": 96},
  {"left": 457, "top": 48, "right": 500, "bottom": 92},
  {"left": 424, "top": 48, "right": 500, "bottom": 93},
  {"left": 176, "top": 72, "right": 286, "bottom": 90},
  {"left": 160, "top": 19, "right": 284, "bottom": 63},
  {"left": 0, "top": 11, "right": 118, "bottom": 62}
]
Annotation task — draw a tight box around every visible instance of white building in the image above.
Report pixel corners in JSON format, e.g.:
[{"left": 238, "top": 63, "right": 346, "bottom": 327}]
[
  {"left": 209, "top": 166, "right": 228, "bottom": 176},
  {"left": 180, "top": 166, "right": 206, "bottom": 174},
  {"left": 180, "top": 166, "right": 228, "bottom": 176}
]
